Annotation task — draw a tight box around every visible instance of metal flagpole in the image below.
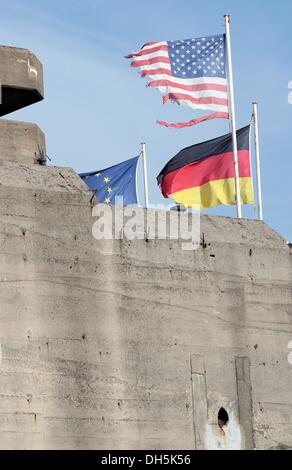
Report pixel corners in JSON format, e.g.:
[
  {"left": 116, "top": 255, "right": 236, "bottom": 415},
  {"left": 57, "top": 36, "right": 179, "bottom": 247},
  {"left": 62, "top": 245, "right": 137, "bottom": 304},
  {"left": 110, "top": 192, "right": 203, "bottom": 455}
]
[
  {"left": 252, "top": 102, "right": 263, "bottom": 221},
  {"left": 135, "top": 154, "right": 141, "bottom": 207},
  {"left": 141, "top": 143, "right": 149, "bottom": 209},
  {"left": 224, "top": 14, "right": 242, "bottom": 219}
]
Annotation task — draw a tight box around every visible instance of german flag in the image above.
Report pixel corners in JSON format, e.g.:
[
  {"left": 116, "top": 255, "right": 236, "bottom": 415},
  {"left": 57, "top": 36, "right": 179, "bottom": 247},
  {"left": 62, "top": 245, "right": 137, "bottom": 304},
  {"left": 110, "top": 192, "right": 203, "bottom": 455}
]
[{"left": 157, "top": 126, "right": 254, "bottom": 210}]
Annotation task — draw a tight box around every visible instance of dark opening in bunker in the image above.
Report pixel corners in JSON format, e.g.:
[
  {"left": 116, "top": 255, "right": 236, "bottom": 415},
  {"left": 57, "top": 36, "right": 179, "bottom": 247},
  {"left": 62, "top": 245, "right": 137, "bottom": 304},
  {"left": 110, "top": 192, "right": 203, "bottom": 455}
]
[{"left": 218, "top": 408, "right": 229, "bottom": 429}]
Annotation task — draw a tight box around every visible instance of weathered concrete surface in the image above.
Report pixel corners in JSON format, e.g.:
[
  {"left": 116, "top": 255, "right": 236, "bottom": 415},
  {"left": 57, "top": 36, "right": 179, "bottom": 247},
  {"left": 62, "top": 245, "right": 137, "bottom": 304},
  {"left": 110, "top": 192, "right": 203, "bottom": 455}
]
[
  {"left": 235, "top": 357, "right": 254, "bottom": 449},
  {"left": 0, "top": 45, "right": 44, "bottom": 116},
  {"left": 0, "top": 120, "right": 46, "bottom": 164},
  {"left": 0, "top": 160, "right": 292, "bottom": 450}
]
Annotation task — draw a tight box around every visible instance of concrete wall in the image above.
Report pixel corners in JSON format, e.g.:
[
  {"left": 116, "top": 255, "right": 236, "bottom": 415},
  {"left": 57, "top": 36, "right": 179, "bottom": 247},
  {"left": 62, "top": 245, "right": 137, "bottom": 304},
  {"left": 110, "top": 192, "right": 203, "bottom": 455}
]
[{"left": 0, "top": 160, "right": 291, "bottom": 450}]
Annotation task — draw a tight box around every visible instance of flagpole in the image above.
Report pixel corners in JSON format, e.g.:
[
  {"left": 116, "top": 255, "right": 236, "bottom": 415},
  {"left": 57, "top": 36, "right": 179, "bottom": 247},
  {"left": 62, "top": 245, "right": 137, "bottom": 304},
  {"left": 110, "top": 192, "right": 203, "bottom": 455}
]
[
  {"left": 224, "top": 14, "right": 242, "bottom": 219},
  {"left": 135, "top": 155, "right": 141, "bottom": 207},
  {"left": 141, "top": 143, "right": 149, "bottom": 209},
  {"left": 252, "top": 102, "right": 263, "bottom": 221}
]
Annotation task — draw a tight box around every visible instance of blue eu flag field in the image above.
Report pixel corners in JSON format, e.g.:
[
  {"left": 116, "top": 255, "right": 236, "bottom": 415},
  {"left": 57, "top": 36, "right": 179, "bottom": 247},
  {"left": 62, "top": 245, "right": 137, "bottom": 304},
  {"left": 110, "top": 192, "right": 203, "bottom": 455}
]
[{"left": 79, "top": 156, "right": 139, "bottom": 206}]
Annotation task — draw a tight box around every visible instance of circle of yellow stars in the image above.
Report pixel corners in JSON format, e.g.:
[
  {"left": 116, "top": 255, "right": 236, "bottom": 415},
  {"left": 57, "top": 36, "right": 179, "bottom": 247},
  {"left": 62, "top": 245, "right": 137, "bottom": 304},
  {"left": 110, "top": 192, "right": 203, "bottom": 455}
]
[{"left": 95, "top": 173, "right": 112, "bottom": 204}]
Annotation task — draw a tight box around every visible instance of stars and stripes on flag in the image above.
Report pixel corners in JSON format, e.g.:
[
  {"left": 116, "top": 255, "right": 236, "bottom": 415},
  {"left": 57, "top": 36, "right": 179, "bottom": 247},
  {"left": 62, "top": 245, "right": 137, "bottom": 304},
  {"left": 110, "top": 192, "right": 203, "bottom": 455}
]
[{"left": 126, "top": 34, "right": 229, "bottom": 128}]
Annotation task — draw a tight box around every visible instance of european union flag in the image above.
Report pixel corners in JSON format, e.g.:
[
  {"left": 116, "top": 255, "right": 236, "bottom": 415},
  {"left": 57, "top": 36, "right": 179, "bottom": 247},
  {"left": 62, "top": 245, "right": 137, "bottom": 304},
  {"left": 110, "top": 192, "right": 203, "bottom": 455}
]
[{"left": 79, "top": 156, "right": 139, "bottom": 205}]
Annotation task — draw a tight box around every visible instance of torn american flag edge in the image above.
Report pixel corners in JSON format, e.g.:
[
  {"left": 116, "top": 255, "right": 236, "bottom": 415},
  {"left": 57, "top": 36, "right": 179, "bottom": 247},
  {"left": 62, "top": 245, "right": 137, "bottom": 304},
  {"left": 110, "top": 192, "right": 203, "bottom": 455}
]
[{"left": 126, "top": 35, "right": 230, "bottom": 128}]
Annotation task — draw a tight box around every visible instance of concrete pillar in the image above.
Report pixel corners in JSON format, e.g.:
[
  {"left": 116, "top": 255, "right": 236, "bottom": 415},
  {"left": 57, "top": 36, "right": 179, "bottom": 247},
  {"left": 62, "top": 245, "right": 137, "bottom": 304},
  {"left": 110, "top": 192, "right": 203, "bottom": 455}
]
[
  {"left": 235, "top": 356, "right": 255, "bottom": 449},
  {"left": 0, "top": 44, "right": 46, "bottom": 165},
  {"left": 0, "top": 120, "right": 46, "bottom": 164},
  {"left": 191, "top": 355, "right": 207, "bottom": 450}
]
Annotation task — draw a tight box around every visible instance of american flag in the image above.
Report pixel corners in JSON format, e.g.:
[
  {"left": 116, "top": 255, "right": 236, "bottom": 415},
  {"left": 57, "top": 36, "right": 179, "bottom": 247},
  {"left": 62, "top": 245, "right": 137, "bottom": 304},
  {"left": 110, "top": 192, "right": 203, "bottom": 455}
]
[{"left": 126, "top": 34, "right": 229, "bottom": 128}]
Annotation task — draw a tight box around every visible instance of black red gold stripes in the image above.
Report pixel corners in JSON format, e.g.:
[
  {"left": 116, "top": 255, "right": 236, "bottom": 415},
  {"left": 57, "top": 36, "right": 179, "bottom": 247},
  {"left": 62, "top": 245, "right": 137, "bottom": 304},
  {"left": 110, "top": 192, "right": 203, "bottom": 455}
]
[{"left": 157, "top": 126, "right": 254, "bottom": 209}]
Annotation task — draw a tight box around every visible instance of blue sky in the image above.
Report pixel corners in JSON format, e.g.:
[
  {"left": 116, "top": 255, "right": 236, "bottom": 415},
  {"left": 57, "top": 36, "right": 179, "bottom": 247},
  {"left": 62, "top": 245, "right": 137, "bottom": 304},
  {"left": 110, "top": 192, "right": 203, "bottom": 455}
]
[{"left": 1, "top": 0, "right": 292, "bottom": 240}]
